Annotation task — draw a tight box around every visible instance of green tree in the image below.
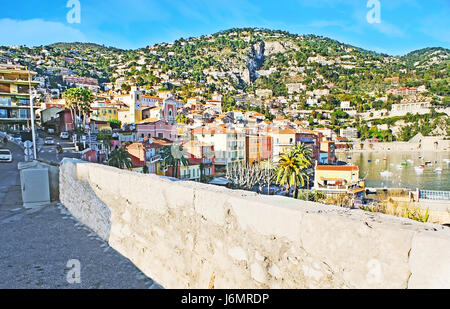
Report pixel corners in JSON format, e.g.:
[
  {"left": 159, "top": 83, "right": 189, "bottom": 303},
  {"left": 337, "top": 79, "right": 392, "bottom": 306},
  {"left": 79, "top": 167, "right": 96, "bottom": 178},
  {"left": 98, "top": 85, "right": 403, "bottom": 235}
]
[
  {"left": 108, "top": 148, "right": 132, "bottom": 169},
  {"left": 108, "top": 119, "right": 121, "bottom": 130},
  {"left": 161, "top": 145, "right": 189, "bottom": 179},
  {"left": 62, "top": 88, "right": 94, "bottom": 129},
  {"left": 275, "top": 143, "right": 313, "bottom": 197}
]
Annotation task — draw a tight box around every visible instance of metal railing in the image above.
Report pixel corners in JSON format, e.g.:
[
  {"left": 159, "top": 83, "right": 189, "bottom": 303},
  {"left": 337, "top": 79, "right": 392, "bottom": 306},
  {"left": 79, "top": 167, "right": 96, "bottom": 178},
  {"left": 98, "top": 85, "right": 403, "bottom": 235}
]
[{"left": 419, "top": 190, "right": 450, "bottom": 201}]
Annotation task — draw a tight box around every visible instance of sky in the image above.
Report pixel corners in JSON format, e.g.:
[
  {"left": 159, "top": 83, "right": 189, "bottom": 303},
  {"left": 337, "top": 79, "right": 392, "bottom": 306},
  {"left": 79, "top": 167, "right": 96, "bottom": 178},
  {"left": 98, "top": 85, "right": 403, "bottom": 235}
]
[{"left": 0, "top": 0, "right": 449, "bottom": 56}]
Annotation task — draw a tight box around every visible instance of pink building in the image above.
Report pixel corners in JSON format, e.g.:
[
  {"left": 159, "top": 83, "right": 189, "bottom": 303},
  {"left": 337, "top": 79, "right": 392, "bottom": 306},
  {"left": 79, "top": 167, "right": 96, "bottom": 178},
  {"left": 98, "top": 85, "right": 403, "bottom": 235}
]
[{"left": 136, "top": 120, "right": 177, "bottom": 142}]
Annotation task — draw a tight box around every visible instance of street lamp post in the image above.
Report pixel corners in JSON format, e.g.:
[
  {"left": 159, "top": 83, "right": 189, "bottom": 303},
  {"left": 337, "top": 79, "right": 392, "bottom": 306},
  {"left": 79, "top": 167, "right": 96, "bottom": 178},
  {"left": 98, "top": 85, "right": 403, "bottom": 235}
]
[{"left": 28, "top": 68, "right": 37, "bottom": 160}]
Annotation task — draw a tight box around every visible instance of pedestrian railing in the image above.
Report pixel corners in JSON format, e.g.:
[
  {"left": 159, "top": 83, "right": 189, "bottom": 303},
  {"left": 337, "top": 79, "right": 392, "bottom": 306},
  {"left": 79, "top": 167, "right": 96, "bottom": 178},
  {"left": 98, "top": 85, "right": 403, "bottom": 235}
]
[{"left": 419, "top": 190, "right": 450, "bottom": 201}]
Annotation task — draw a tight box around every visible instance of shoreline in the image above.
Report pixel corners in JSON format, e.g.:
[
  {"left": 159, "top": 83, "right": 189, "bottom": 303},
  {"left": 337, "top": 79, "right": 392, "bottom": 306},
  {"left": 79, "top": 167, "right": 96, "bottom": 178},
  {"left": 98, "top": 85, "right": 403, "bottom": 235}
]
[{"left": 336, "top": 149, "right": 450, "bottom": 153}]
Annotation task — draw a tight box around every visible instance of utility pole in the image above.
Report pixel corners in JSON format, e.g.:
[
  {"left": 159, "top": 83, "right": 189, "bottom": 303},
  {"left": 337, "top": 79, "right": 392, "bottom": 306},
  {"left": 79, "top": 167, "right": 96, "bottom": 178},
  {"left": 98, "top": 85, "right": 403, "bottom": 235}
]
[{"left": 27, "top": 67, "right": 37, "bottom": 160}]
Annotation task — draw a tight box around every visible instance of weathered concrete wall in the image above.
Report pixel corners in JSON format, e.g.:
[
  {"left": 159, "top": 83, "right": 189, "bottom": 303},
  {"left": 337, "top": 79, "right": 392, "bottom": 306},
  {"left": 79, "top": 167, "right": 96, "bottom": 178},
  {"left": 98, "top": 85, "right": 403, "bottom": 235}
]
[{"left": 59, "top": 159, "right": 450, "bottom": 289}]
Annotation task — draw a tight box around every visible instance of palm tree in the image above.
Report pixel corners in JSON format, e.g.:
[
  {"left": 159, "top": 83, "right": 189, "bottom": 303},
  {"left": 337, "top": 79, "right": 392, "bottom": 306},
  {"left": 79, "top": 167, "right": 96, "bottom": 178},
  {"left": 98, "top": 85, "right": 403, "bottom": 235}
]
[
  {"left": 275, "top": 143, "right": 313, "bottom": 197},
  {"left": 108, "top": 148, "right": 132, "bottom": 170},
  {"left": 161, "top": 145, "right": 189, "bottom": 179}
]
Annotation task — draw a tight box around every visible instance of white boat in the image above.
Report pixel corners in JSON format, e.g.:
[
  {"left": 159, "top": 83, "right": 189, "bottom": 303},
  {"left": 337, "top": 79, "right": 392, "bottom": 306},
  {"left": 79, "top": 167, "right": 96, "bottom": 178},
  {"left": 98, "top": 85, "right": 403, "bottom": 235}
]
[
  {"left": 380, "top": 170, "right": 393, "bottom": 177},
  {"left": 375, "top": 159, "right": 380, "bottom": 164},
  {"left": 396, "top": 165, "right": 403, "bottom": 170},
  {"left": 407, "top": 159, "right": 414, "bottom": 164},
  {"left": 414, "top": 166, "right": 424, "bottom": 173},
  {"left": 435, "top": 168, "right": 443, "bottom": 173}
]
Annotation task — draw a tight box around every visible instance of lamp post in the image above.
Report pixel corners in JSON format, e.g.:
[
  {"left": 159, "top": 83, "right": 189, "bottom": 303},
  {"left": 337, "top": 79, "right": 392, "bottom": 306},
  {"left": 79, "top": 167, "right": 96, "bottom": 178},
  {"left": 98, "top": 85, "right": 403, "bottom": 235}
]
[{"left": 27, "top": 68, "right": 37, "bottom": 160}]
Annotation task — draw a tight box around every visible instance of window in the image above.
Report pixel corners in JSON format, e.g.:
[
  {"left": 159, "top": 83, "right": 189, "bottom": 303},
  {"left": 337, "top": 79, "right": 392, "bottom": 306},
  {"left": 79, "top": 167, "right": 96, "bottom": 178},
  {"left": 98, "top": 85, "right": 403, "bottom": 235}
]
[
  {"left": 0, "top": 97, "right": 11, "bottom": 106},
  {"left": 19, "top": 109, "right": 30, "bottom": 119},
  {"left": 0, "top": 109, "right": 7, "bottom": 118}
]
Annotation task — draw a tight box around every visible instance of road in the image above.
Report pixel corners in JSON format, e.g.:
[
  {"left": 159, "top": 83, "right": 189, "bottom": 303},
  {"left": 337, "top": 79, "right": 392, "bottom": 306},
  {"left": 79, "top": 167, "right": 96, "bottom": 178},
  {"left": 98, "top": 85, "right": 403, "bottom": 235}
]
[
  {"left": 36, "top": 131, "right": 81, "bottom": 163},
  {"left": 0, "top": 142, "right": 24, "bottom": 211},
  {"left": 0, "top": 142, "right": 160, "bottom": 289}
]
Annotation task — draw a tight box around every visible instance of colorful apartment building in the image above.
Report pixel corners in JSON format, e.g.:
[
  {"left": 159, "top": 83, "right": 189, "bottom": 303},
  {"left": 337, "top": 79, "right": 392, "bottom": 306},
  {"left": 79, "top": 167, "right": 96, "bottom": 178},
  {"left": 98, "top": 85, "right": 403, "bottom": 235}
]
[
  {"left": 245, "top": 130, "right": 273, "bottom": 164},
  {"left": 91, "top": 106, "right": 118, "bottom": 122},
  {"left": 182, "top": 140, "right": 215, "bottom": 178},
  {"left": 193, "top": 126, "right": 246, "bottom": 173},
  {"left": 319, "top": 139, "right": 337, "bottom": 164},
  {"left": 296, "top": 130, "right": 322, "bottom": 162},
  {"left": 126, "top": 138, "right": 173, "bottom": 176},
  {"left": 0, "top": 64, "right": 39, "bottom": 132},
  {"left": 136, "top": 120, "right": 178, "bottom": 142}
]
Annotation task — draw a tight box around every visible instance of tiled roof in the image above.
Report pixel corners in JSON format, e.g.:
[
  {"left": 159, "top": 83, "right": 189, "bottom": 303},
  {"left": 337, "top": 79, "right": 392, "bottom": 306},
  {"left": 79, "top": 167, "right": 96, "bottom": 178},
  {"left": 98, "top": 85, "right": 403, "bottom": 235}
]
[{"left": 316, "top": 165, "right": 358, "bottom": 171}]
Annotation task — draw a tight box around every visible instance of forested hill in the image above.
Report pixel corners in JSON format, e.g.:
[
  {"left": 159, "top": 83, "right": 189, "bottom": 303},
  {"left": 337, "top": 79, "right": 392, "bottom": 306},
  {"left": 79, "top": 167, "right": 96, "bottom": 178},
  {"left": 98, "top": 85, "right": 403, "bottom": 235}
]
[{"left": 1, "top": 28, "right": 449, "bottom": 100}]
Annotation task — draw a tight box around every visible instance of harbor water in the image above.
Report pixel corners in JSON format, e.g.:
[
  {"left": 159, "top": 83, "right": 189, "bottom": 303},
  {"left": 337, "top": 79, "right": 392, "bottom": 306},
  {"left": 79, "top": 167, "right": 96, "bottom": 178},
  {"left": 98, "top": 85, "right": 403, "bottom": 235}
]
[{"left": 336, "top": 151, "right": 450, "bottom": 191}]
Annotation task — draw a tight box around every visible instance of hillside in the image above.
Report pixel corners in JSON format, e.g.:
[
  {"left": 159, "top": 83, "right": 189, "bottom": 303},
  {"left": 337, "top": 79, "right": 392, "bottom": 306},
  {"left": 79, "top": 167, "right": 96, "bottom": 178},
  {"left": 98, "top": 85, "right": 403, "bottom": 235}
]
[{"left": 1, "top": 28, "right": 449, "bottom": 105}]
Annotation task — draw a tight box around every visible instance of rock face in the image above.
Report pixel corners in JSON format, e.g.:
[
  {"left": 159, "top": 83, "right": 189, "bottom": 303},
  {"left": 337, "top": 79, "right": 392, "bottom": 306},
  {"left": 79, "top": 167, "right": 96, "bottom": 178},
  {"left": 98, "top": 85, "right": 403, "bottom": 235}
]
[
  {"left": 264, "top": 41, "right": 287, "bottom": 56},
  {"left": 59, "top": 159, "right": 450, "bottom": 289},
  {"left": 244, "top": 41, "right": 266, "bottom": 84}
]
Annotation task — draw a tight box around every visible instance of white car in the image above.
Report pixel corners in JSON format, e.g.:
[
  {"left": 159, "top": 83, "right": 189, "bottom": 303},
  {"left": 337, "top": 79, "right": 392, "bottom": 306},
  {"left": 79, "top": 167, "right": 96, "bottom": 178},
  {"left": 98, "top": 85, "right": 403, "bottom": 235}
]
[
  {"left": 0, "top": 149, "right": 12, "bottom": 163},
  {"left": 60, "top": 132, "right": 70, "bottom": 140},
  {"left": 44, "top": 137, "right": 55, "bottom": 145}
]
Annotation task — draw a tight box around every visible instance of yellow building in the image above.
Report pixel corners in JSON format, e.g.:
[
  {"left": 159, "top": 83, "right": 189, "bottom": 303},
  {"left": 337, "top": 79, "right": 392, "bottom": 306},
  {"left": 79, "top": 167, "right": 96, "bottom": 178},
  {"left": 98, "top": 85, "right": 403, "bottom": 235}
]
[
  {"left": 314, "top": 165, "right": 362, "bottom": 192},
  {"left": 91, "top": 106, "right": 118, "bottom": 122}
]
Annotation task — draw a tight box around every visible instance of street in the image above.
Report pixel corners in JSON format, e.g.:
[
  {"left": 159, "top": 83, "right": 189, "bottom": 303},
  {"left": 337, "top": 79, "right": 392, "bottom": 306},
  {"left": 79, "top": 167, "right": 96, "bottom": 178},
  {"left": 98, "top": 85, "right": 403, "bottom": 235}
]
[
  {"left": 0, "top": 139, "right": 159, "bottom": 289},
  {"left": 36, "top": 131, "right": 81, "bottom": 163},
  {"left": 0, "top": 142, "right": 24, "bottom": 211}
]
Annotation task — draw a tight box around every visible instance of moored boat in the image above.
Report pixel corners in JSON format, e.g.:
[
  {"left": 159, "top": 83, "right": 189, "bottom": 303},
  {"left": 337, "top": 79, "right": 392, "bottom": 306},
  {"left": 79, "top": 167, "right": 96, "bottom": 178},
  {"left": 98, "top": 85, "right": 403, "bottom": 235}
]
[
  {"left": 380, "top": 170, "right": 393, "bottom": 177},
  {"left": 415, "top": 166, "right": 424, "bottom": 173}
]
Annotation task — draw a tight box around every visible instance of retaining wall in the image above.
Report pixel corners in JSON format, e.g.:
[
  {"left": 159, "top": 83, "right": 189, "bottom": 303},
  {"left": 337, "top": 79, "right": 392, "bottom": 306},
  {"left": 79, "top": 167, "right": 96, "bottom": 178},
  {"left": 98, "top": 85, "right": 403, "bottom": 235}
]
[{"left": 59, "top": 159, "right": 450, "bottom": 289}]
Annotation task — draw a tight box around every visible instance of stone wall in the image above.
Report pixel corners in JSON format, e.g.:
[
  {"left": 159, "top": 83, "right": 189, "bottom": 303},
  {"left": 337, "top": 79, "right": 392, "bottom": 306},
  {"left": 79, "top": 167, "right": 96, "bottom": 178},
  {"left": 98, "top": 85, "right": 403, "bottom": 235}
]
[{"left": 59, "top": 159, "right": 450, "bottom": 289}]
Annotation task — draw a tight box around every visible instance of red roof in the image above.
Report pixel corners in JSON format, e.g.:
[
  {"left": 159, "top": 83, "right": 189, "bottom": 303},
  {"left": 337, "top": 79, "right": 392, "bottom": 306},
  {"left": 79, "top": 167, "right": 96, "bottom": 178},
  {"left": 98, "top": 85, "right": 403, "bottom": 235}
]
[
  {"left": 316, "top": 165, "right": 358, "bottom": 171},
  {"left": 129, "top": 153, "right": 145, "bottom": 168}
]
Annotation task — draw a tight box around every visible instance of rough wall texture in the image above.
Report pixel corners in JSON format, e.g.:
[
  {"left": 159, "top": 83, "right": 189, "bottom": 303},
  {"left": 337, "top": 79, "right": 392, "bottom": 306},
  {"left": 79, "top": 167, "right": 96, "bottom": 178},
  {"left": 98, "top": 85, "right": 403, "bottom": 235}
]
[{"left": 59, "top": 159, "right": 450, "bottom": 289}]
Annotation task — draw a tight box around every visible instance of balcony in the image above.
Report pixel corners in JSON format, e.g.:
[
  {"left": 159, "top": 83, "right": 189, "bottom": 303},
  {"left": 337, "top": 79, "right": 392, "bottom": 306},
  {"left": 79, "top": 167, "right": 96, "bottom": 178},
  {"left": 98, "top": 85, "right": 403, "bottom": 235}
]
[{"left": 202, "top": 158, "right": 213, "bottom": 165}]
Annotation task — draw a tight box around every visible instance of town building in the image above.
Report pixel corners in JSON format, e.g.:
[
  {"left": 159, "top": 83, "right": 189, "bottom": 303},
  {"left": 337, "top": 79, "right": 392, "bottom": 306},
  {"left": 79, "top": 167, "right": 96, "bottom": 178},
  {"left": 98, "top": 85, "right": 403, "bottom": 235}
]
[
  {"left": 62, "top": 75, "right": 99, "bottom": 91},
  {"left": 313, "top": 165, "right": 364, "bottom": 195},
  {"left": 136, "top": 120, "right": 177, "bottom": 142},
  {"left": 269, "top": 128, "right": 296, "bottom": 161},
  {"left": 193, "top": 126, "right": 246, "bottom": 174},
  {"left": 319, "top": 139, "right": 337, "bottom": 164},
  {"left": 340, "top": 127, "right": 359, "bottom": 140},
  {"left": 0, "top": 64, "right": 39, "bottom": 132},
  {"left": 245, "top": 130, "right": 273, "bottom": 165},
  {"left": 296, "top": 130, "right": 322, "bottom": 162},
  {"left": 182, "top": 140, "right": 215, "bottom": 178}
]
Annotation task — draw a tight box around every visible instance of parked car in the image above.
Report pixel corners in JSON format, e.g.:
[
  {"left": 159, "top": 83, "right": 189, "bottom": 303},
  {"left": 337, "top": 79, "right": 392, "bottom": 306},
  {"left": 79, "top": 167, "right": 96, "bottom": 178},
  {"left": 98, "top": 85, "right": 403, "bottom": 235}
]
[
  {"left": 60, "top": 132, "right": 70, "bottom": 140},
  {"left": 44, "top": 137, "right": 55, "bottom": 145},
  {"left": 47, "top": 128, "right": 55, "bottom": 135},
  {"left": 12, "top": 134, "right": 22, "bottom": 143},
  {"left": 0, "top": 149, "right": 12, "bottom": 163}
]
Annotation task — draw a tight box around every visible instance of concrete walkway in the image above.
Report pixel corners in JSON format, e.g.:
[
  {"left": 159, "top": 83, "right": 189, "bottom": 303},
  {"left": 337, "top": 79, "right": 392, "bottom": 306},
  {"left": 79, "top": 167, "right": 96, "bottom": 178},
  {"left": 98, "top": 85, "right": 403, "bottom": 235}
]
[{"left": 0, "top": 143, "right": 160, "bottom": 289}]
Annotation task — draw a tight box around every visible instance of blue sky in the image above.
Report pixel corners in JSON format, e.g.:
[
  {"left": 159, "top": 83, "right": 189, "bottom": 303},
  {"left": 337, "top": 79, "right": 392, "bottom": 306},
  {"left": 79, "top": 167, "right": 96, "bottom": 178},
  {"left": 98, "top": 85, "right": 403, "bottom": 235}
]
[{"left": 0, "top": 0, "right": 449, "bottom": 56}]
